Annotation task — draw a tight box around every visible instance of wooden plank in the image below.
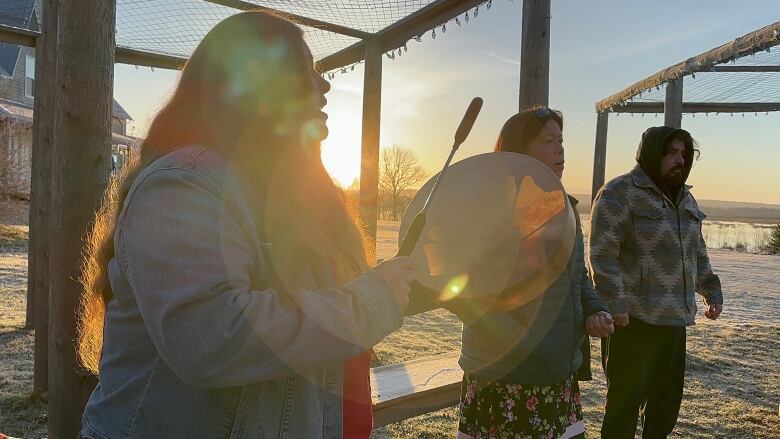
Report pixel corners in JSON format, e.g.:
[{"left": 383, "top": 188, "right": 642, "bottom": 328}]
[
  {"left": 48, "top": 0, "right": 114, "bottom": 436},
  {"left": 596, "top": 21, "right": 780, "bottom": 112},
  {"left": 319, "top": 0, "right": 484, "bottom": 72},
  {"left": 0, "top": 24, "right": 189, "bottom": 71},
  {"left": 202, "top": 0, "right": 372, "bottom": 39},
  {"left": 359, "top": 39, "right": 382, "bottom": 251},
  {"left": 29, "top": 0, "right": 58, "bottom": 397},
  {"left": 664, "top": 78, "right": 683, "bottom": 127},
  {"left": 609, "top": 102, "right": 780, "bottom": 114},
  {"left": 518, "top": 0, "right": 551, "bottom": 110},
  {"left": 708, "top": 65, "right": 780, "bottom": 72},
  {"left": 0, "top": 23, "right": 37, "bottom": 46},
  {"left": 114, "top": 47, "right": 187, "bottom": 70},
  {"left": 371, "top": 352, "right": 463, "bottom": 427},
  {"left": 591, "top": 111, "right": 608, "bottom": 200}
]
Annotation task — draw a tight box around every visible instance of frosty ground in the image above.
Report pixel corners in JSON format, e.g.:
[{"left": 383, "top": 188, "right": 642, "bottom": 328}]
[{"left": 1, "top": 221, "right": 778, "bottom": 438}]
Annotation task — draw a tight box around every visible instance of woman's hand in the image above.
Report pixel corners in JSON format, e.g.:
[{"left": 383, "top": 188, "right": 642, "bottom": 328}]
[
  {"left": 586, "top": 311, "right": 615, "bottom": 338},
  {"left": 372, "top": 257, "right": 415, "bottom": 310}
]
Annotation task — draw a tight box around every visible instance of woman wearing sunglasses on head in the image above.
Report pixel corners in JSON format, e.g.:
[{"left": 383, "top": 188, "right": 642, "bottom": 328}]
[{"left": 455, "top": 107, "right": 614, "bottom": 439}]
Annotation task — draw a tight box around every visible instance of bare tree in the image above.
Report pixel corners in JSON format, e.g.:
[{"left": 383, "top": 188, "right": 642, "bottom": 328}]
[{"left": 379, "top": 144, "right": 427, "bottom": 221}]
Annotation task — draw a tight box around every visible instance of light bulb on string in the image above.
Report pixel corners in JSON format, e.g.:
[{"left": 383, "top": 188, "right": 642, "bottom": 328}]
[
  {"left": 456, "top": 17, "right": 461, "bottom": 26},
  {"left": 465, "top": 11, "right": 470, "bottom": 22},
  {"left": 432, "top": 29, "right": 436, "bottom": 39},
  {"left": 487, "top": 0, "right": 492, "bottom": 9},
  {"left": 475, "top": 6, "right": 479, "bottom": 18}
]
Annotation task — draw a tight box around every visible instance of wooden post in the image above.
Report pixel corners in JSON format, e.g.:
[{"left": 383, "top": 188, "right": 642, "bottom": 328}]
[
  {"left": 591, "top": 111, "right": 609, "bottom": 200},
  {"left": 48, "top": 0, "right": 115, "bottom": 436},
  {"left": 29, "top": 0, "right": 59, "bottom": 396},
  {"left": 664, "top": 78, "right": 683, "bottom": 128},
  {"left": 518, "top": 0, "right": 551, "bottom": 110},
  {"left": 360, "top": 39, "right": 382, "bottom": 253}
]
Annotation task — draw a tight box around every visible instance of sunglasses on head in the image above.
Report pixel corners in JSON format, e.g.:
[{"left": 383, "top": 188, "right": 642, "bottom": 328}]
[{"left": 533, "top": 107, "right": 563, "bottom": 123}]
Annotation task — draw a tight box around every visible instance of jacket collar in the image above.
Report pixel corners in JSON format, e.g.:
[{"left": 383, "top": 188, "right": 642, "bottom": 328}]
[{"left": 631, "top": 164, "right": 693, "bottom": 206}]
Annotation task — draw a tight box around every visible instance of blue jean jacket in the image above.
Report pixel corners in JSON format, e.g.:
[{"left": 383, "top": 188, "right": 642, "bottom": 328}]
[{"left": 81, "top": 146, "right": 403, "bottom": 438}]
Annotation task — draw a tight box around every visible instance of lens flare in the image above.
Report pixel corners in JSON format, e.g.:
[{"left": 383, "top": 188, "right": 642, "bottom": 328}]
[{"left": 439, "top": 273, "right": 469, "bottom": 302}]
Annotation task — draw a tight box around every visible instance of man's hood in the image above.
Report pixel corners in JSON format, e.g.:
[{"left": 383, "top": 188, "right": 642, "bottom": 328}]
[{"left": 635, "top": 125, "right": 694, "bottom": 189}]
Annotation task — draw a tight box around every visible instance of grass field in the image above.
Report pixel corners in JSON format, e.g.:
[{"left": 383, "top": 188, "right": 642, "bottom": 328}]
[{"left": 1, "top": 221, "right": 778, "bottom": 438}]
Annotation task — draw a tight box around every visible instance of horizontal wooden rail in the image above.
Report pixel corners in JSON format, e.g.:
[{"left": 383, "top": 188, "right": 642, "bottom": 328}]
[
  {"left": 370, "top": 351, "right": 462, "bottom": 427},
  {"left": 607, "top": 101, "right": 780, "bottom": 114}
]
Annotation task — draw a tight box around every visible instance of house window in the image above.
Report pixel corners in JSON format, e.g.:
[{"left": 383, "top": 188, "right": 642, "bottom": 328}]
[
  {"left": 25, "top": 55, "right": 35, "bottom": 98},
  {"left": 112, "top": 117, "right": 125, "bottom": 135}
]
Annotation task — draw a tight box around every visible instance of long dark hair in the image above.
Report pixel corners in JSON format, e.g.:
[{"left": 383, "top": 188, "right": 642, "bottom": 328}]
[
  {"left": 495, "top": 106, "right": 563, "bottom": 154},
  {"left": 78, "top": 11, "right": 370, "bottom": 374}
]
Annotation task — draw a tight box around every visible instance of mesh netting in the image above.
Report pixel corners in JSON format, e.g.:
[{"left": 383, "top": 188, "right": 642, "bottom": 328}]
[
  {"left": 3, "top": 0, "right": 492, "bottom": 72},
  {"left": 629, "top": 46, "right": 780, "bottom": 106},
  {"left": 115, "top": 0, "right": 442, "bottom": 63}
]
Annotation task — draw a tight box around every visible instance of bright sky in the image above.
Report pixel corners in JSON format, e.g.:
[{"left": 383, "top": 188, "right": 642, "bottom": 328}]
[{"left": 113, "top": 0, "right": 780, "bottom": 204}]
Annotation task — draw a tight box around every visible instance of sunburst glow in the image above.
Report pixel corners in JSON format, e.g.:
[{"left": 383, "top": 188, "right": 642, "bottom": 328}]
[{"left": 320, "top": 101, "right": 362, "bottom": 187}]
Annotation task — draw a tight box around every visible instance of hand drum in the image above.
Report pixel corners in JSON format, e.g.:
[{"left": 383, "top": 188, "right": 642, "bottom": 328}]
[{"left": 398, "top": 152, "right": 576, "bottom": 313}]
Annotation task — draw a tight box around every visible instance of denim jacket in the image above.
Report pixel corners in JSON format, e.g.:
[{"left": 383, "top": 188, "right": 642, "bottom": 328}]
[{"left": 81, "top": 146, "right": 403, "bottom": 439}]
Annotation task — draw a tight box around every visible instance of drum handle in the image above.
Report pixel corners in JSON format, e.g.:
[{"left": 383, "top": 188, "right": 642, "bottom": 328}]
[
  {"left": 397, "top": 211, "right": 426, "bottom": 257},
  {"left": 396, "top": 98, "right": 483, "bottom": 257}
]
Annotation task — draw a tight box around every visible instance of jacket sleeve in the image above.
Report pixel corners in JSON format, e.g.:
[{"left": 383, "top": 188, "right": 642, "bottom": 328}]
[
  {"left": 695, "top": 233, "right": 723, "bottom": 305},
  {"left": 588, "top": 187, "right": 631, "bottom": 314},
  {"left": 117, "top": 168, "right": 403, "bottom": 389},
  {"left": 580, "top": 264, "right": 610, "bottom": 316}
]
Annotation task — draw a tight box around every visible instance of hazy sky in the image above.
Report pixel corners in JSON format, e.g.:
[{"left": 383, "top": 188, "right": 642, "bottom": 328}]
[{"left": 114, "top": 0, "right": 780, "bottom": 204}]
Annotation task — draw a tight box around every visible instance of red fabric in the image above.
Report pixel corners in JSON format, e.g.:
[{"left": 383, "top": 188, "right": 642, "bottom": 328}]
[{"left": 342, "top": 350, "right": 373, "bottom": 438}]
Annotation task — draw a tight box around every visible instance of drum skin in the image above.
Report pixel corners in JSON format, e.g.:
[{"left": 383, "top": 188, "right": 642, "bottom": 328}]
[{"left": 398, "top": 152, "right": 576, "bottom": 313}]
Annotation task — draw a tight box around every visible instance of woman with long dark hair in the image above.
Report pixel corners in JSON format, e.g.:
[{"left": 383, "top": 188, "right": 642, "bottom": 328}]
[
  {"left": 79, "top": 11, "right": 412, "bottom": 438},
  {"left": 455, "top": 108, "right": 614, "bottom": 439}
]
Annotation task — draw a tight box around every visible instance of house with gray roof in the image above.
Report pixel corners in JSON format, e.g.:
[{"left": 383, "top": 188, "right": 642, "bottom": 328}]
[{"left": 0, "top": 0, "right": 135, "bottom": 197}]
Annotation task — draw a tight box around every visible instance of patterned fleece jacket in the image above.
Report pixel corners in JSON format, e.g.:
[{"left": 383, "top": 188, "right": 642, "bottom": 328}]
[{"left": 589, "top": 126, "right": 723, "bottom": 326}]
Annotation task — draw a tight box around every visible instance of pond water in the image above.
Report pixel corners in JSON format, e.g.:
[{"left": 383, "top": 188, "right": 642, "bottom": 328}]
[{"left": 578, "top": 214, "right": 776, "bottom": 253}]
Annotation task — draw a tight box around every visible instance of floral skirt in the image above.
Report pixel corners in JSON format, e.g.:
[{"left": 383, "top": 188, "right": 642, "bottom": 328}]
[{"left": 457, "top": 373, "right": 583, "bottom": 439}]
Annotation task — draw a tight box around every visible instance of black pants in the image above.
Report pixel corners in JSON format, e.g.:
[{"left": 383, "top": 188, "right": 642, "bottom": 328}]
[{"left": 601, "top": 319, "right": 686, "bottom": 439}]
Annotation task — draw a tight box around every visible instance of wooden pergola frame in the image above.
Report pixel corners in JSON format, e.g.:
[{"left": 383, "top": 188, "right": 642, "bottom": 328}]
[
  {"left": 590, "top": 21, "right": 780, "bottom": 200},
  {"left": 0, "top": 1, "right": 553, "bottom": 437}
]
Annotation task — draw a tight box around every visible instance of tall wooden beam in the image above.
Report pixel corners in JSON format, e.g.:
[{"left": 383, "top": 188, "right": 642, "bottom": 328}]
[
  {"left": 202, "top": 0, "right": 373, "bottom": 39},
  {"left": 48, "top": 0, "right": 115, "bottom": 436},
  {"left": 608, "top": 102, "right": 780, "bottom": 114},
  {"left": 29, "top": 0, "right": 58, "bottom": 397},
  {"left": 592, "top": 112, "right": 609, "bottom": 200},
  {"left": 318, "top": 0, "right": 484, "bottom": 72},
  {"left": 664, "top": 78, "right": 683, "bottom": 127},
  {"left": 518, "top": 0, "right": 551, "bottom": 110},
  {"left": 360, "top": 39, "right": 383, "bottom": 252},
  {"left": 596, "top": 21, "right": 780, "bottom": 112}
]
